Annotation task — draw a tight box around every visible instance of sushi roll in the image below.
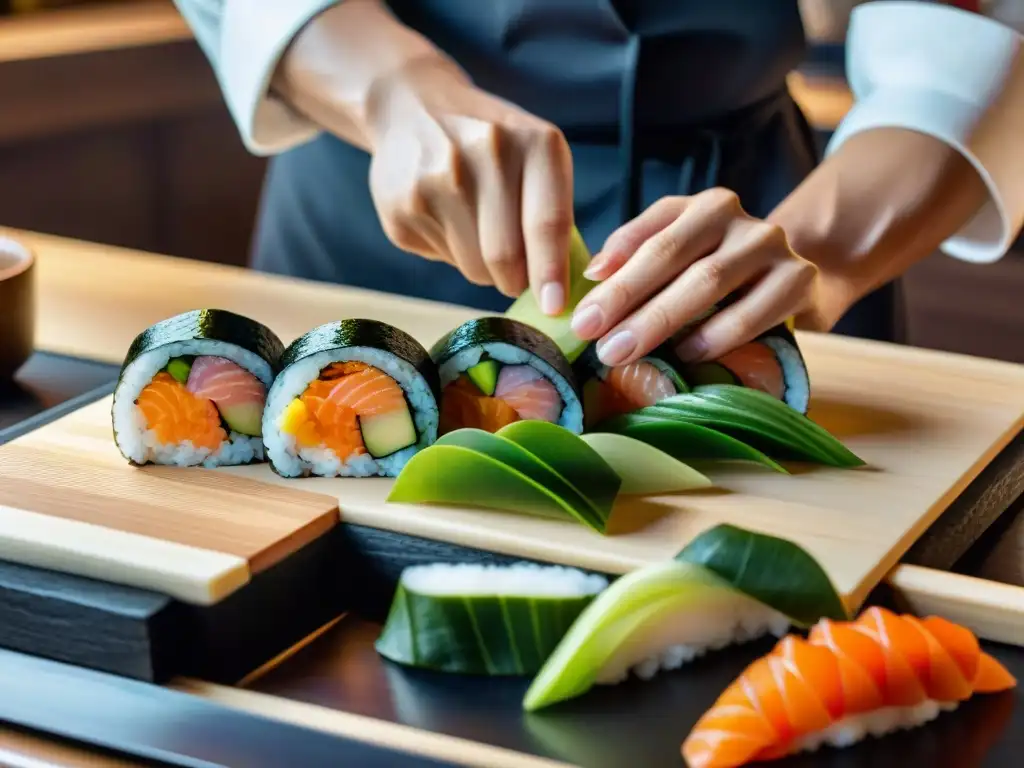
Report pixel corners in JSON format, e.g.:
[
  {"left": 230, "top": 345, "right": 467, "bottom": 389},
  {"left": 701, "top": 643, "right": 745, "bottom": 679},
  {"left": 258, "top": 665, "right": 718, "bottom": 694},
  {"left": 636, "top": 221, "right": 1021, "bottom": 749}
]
[
  {"left": 683, "top": 324, "right": 810, "bottom": 415},
  {"left": 112, "top": 309, "right": 284, "bottom": 467},
  {"left": 375, "top": 561, "right": 608, "bottom": 675},
  {"left": 575, "top": 343, "right": 689, "bottom": 429},
  {"left": 263, "top": 319, "right": 440, "bottom": 478},
  {"left": 682, "top": 607, "right": 1017, "bottom": 768},
  {"left": 431, "top": 317, "right": 583, "bottom": 435}
]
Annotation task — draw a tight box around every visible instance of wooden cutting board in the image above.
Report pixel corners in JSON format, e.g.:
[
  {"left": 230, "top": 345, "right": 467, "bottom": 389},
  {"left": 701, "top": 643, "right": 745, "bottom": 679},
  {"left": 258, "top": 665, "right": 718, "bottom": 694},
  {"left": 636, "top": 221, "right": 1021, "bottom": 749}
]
[
  {"left": 0, "top": 400, "right": 340, "bottom": 605},
  {"left": 3, "top": 332, "right": 1021, "bottom": 611}
]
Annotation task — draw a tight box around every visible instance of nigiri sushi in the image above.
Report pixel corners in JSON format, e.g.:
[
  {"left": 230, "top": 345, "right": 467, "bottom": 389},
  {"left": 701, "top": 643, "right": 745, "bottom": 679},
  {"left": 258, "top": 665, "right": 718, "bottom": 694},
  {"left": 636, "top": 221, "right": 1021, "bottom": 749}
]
[
  {"left": 431, "top": 317, "right": 583, "bottom": 435},
  {"left": 682, "top": 607, "right": 1016, "bottom": 768},
  {"left": 112, "top": 309, "right": 284, "bottom": 467},
  {"left": 263, "top": 319, "right": 440, "bottom": 478}
]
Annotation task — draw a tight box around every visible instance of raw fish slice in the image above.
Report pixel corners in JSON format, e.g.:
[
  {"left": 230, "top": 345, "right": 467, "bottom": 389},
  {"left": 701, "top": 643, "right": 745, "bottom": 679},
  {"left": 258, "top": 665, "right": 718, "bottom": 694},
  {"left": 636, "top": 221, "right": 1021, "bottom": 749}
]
[
  {"left": 918, "top": 615, "right": 980, "bottom": 683},
  {"left": 973, "top": 652, "right": 1017, "bottom": 693},
  {"left": 715, "top": 342, "right": 784, "bottom": 401},
  {"left": 902, "top": 615, "right": 973, "bottom": 702},
  {"left": 324, "top": 365, "right": 407, "bottom": 417},
  {"left": 303, "top": 394, "right": 366, "bottom": 459},
  {"left": 136, "top": 372, "right": 226, "bottom": 451},
  {"left": 440, "top": 376, "right": 521, "bottom": 434},
  {"left": 851, "top": 607, "right": 929, "bottom": 706},
  {"left": 807, "top": 619, "right": 887, "bottom": 713},
  {"left": 771, "top": 636, "right": 844, "bottom": 720},
  {"left": 186, "top": 355, "right": 266, "bottom": 407},
  {"left": 682, "top": 704, "right": 776, "bottom": 768},
  {"left": 604, "top": 360, "right": 678, "bottom": 409},
  {"left": 494, "top": 365, "right": 562, "bottom": 422}
]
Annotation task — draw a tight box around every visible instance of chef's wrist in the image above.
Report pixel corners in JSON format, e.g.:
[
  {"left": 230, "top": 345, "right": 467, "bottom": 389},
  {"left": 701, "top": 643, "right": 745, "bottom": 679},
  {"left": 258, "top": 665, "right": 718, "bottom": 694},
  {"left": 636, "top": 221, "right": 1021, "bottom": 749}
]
[{"left": 271, "top": 0, "right": 456, "bottom": 152}]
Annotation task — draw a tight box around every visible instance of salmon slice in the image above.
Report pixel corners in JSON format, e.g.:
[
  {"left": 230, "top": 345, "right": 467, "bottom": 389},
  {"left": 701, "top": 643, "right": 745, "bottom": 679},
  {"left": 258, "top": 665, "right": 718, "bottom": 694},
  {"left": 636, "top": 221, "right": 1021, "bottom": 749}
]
[
  {"left": 279, "top": 361, "right": 406, "bottom": 460},
  {"left": 186, "top": 356, "right": 265, "bottom": 408},
  {"left": 604, "top": 360, "right": 678, "bottom": 409},
  {"left": 716, "top": 342, "right": 784, "bottom": 400},
  {"left": 440, "top": 376, "right": 521, "bottom": 435},
  {"left": 973, "top": 653, "right": 1017, "bottom": 693},
  {"left": 918, "top": 615, "right": 980, "bottom": 683},
  {"left": 772, "top": 636, "right": 844, "bottom": 720},
  {"left": 494, "top": 365, "right": 562, "bottom": 423},
  {"left": 902, "top": 615, "right": 973, "bottom": 702},
  {"left": 851, "top": 607, "right": 929, "bottom": 706},
  {"left": 136, "top": 372, "right": 226, "bottom": 451},
  {"left": 303, "top": 362, "right": 406, "bottom": 418},
  {"left": 807, "top": 619, "right": 885, "bottom": 715}
]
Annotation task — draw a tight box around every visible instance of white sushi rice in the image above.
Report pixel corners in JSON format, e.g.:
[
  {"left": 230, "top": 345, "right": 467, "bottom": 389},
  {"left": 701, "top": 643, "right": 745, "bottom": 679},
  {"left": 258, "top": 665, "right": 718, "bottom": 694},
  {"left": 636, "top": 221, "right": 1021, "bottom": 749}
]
[
  {"left": 263, "top": 347, "right": 439, "bottom": 478},
  {"left": 792, "top": 700, "right": 957, "bottom": 755},
  {"left": 595, "top": 589, "right": 790, "bottom": 685},
  {"left": 763, "top": 335, "right": 810, "bottom": 414},
  {"left": 438, "top": 342, "right": 584, "bottom": 433},
  {"left": 401, "top": 561, "right": 608, "bottom": 598},
  {"left": 112, "top": 340, "right": 272, "bottom": 467}
]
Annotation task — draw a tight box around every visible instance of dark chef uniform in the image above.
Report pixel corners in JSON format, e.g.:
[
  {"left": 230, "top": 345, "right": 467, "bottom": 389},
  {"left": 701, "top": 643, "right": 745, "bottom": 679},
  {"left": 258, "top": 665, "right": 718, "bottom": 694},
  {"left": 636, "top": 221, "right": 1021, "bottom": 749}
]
[{"left": 251, "top": 0, "right": 903, "bottom": 343}]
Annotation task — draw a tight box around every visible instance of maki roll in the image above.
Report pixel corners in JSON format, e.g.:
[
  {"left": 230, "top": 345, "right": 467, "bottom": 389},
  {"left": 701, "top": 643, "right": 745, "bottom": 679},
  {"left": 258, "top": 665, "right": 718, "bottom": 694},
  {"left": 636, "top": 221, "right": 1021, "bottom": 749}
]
[
  {"left": 575, "top": 344, "right": 689, "bottom": 429},
  {"left": 431, "top": 317, "right": 583, "bottom": 435},
  {"left": 264, "top": 319, "right": 439, "bottom": 478},
  {"left": 376, "top": 561, "right": 608, "bottom": 675},
  {"left": 112, "top": 309, "right": 284, "bottom": 467},
  {"left": 682, "top": 608, "right": 1016, "bottom": 767}
]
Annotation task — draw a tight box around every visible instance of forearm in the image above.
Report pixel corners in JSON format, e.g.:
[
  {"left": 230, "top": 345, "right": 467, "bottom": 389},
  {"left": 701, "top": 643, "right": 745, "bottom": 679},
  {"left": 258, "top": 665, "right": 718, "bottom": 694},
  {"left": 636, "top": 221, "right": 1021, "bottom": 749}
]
[
  {"left": 270, "top": 0, "right": 464, "bottom": 152},
  {"left": 769, "top": 127, "right": 988, "bottom": 329}
]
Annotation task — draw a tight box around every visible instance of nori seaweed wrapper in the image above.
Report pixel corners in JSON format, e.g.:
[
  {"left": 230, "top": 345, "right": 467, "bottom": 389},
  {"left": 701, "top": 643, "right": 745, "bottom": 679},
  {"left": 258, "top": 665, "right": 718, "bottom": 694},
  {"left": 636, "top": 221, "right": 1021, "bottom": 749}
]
[
  {"left": 430, "top": 316, "right": 578, "bottom": 395},
  {"left": 119, "top": 309, "right": 286, "bottom": 378},
  {"left": 279, "top": 318, "right": 440, "bottom": 398}
]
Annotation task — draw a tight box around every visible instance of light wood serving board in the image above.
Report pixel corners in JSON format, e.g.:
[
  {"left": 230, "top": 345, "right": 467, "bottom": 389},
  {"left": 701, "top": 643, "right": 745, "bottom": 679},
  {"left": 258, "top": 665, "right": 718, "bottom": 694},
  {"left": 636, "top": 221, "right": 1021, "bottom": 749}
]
[
  {"left": 0, "top": 406, "right": 340, "bottom": 604},
  {"left": 3, "top": 333, "right": 1021, "bottom": 612}
]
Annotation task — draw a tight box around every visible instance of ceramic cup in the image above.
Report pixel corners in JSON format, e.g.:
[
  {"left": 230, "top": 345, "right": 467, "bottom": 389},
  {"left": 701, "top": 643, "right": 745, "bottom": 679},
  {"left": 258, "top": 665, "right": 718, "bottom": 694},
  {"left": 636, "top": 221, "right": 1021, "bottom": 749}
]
[{"left": 0, "top": 236, "right": 35, "bottom": 382}]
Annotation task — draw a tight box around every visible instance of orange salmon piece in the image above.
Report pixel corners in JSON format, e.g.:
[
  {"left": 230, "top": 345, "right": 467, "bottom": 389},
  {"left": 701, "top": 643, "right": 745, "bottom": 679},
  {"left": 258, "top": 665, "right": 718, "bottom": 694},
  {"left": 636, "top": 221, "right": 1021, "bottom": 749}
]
[
  {"left": 903, "top": 615, "right": 973, "bottom": 702},
  {"left": 604, "top": 359, "right": 677, "bottom": 409},
  {"left": 716, "top": 342, "right": 784, "bottom": 400},
  {"left": 807, "top": 619, "right": 885, "bottom": 715},
  {"left": 136, "top": 372, "right": 226, "bottom": 451},
  {"left": 440, "top": 376, "right": 520, "bottom": 435}
]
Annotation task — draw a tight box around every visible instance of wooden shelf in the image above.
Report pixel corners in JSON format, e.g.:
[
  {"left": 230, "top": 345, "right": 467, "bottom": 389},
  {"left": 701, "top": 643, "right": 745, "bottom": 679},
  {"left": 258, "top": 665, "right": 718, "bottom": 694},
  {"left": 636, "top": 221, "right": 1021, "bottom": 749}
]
[{"left": 0, "top": 1, "right": 190, "bottom": 64}]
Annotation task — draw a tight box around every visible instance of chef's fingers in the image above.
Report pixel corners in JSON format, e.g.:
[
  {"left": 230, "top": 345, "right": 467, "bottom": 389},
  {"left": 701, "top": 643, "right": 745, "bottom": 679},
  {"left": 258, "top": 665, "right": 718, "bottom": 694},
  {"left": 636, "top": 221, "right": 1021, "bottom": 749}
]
[
  {"left": 570, "top": 188, "right": 739, "bottom": 345},
  {"left": 521, "top": 124, "right": 574, "bottom": 315},
  {"left": 590, "top": 235, "right": 773, "bottom": 366},
  {"left": 470, "top": 125, "right": 528, "bottom": 297},
  {"left": 584, "top": 196, "right": 687, "bottom": 281},
  {"left": 675, "top": 255, "right": 816, "bottom": 363}
]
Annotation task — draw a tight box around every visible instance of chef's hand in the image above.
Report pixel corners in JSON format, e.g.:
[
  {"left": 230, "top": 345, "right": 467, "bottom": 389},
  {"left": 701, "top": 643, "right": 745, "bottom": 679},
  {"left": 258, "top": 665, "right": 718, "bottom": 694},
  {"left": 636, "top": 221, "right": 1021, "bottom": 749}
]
[
  {"left": 272, "top": 0, "right": 573, "bottom": 315},
  {"left": 365, "top": 61, "right": 574, "bottom": 312},
  {"left": 570, "top": 189, "right": 820, "bottom": 367}
]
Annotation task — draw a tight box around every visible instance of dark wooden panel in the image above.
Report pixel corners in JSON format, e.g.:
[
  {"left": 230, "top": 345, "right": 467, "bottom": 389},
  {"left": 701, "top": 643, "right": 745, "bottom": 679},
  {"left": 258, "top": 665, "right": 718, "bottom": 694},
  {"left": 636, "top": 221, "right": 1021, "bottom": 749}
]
[
  {"left": 904, "top": 250, "right": 1024, "bottom": 365},
  {"left": 0, "top": 125, "right": 160, "bottom": 251},
  {"left": 157, "top": 109, "right": 266, "bottom": 267}
]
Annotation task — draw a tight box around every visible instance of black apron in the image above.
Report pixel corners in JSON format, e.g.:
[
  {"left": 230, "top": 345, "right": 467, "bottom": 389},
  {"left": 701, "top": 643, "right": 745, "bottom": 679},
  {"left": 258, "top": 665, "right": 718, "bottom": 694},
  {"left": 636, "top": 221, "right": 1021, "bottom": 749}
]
[{"left": 251, "top": 0, "right": 903, "bottom": 343}]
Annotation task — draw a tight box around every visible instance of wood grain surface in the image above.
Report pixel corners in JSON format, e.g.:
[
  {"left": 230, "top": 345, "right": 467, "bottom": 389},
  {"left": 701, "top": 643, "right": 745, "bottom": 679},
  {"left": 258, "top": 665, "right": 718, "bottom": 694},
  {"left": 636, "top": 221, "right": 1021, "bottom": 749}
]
[
  {"left": 15, "top": 338, "right": 1022, "bottom": 613},
  {"left": 0, "top": 400, "right": 341, "bottom": 604}
]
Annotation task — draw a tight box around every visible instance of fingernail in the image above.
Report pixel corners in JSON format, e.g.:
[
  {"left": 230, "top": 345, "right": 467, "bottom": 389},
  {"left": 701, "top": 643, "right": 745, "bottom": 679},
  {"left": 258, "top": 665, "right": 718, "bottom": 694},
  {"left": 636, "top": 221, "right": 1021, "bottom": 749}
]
[
  {"left": 582, "top": 259, "right": 605, "bottom": 281},
  {"left": 597, "top": 330, "right": 637, "bottom": 366},
  {"left": 675, "top": 335, "right": 708, "bottom": 362},
  {"left": 539, "top": 282, "right": 565, "bottom": 316}
]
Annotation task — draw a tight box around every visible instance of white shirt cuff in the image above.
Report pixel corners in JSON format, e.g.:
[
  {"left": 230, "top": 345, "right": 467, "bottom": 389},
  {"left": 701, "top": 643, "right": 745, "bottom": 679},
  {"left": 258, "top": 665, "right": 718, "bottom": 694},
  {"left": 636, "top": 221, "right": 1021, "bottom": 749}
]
[
  {"left": 219, "top": 0, "right": 342, "bottom": 156},
  {"left": 827, "top": 1, "right": 1024, "bottom": 264}
]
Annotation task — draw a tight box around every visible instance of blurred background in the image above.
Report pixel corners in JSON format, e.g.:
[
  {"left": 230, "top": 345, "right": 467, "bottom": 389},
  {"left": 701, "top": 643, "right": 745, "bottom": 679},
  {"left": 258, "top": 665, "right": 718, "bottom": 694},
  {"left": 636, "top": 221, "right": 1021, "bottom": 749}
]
[{"left": 0, "top": 0, "right": 1021, "bottom": 363}]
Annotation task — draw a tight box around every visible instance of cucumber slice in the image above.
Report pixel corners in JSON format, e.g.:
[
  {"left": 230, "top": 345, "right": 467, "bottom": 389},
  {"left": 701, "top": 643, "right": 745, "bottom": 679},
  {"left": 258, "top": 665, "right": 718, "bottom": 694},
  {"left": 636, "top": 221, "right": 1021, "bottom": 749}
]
[
  {"left": 166, "top": 357, "right": 192, "bottom": 384},
  {"left": 466, "top": 360, "right": 500, "bottom": 396},
  {"left": 505, "top": 227, "right": 597, "bottom": 363},
  {"left": 361, "top": 407, "right": 417, "bottom": 458},
  {"left": 220, "top": 402, "right": 262, "bottom": 437}
]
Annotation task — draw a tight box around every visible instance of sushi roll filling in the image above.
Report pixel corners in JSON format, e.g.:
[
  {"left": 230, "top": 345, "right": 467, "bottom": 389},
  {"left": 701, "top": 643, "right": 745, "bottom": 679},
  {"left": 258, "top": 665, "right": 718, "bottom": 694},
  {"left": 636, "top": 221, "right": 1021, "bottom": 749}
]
[
  {"left": 276, "top": 361, "right": 419, "bottom": 462},
  {"left": 114, "top": 340, "right": 274, "bottom": 468},
  {"left": 437, "top": 346, "right": 582, "bottom": 435},
  {"left": 582, "top": 357, "right": 686, "bottom": 429}
]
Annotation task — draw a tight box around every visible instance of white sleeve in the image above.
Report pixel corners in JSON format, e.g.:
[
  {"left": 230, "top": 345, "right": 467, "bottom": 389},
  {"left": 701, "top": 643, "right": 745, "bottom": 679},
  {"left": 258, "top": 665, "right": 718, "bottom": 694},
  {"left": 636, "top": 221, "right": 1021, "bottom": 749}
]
[
  {"left": 173, "top": 0, "right": 342, "bottom": 156},
  {"left": 825, "top": 1, "right": 1024, "bottom": 264}
]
